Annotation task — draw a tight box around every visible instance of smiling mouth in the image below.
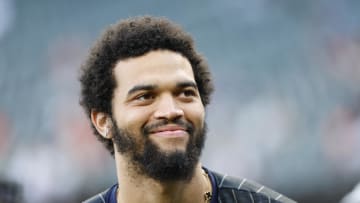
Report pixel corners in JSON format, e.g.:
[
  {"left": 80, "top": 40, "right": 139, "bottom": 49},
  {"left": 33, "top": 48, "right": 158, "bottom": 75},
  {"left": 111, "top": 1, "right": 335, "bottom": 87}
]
[{"left": 149, "top": 125, "right": 189, "bottom": 137}]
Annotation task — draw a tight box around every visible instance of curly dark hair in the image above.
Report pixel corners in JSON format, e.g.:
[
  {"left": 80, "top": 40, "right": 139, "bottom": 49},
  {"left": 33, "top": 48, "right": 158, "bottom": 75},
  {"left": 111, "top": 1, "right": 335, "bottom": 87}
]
[{"left": 79, "top": 16, "right": 214, "bottom": 156}]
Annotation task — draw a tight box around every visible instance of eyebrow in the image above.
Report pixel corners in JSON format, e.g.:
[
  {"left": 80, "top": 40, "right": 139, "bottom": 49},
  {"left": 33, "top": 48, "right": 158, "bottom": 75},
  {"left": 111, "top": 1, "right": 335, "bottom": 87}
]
[
  {"left": 176, "top": 81, "right": 198, "bottom": 90},
  {"left": 127, "top": 84, "right": 157, "bottom": 96},
  {"left": 127, "top": 81, "right": 198, "bottom": 96}
]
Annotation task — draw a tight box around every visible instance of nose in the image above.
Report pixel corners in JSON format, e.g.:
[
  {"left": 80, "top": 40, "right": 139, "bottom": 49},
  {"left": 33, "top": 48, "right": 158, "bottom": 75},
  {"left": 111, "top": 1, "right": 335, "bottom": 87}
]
[{"left": 153, "top": 94, "right": 184, "bottom": 120}]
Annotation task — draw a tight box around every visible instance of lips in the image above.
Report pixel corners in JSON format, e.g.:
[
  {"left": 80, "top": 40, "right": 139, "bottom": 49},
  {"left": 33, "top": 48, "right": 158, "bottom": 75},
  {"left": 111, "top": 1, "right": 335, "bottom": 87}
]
[{"left": 149, "top": 125, "right": 188, "bottom": 137}]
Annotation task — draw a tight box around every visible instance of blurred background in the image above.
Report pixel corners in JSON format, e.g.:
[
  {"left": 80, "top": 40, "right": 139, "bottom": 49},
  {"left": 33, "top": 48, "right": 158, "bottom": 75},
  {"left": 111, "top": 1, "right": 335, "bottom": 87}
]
[{"left": 1, "top": 0, "right": 360, "bottom": 202}]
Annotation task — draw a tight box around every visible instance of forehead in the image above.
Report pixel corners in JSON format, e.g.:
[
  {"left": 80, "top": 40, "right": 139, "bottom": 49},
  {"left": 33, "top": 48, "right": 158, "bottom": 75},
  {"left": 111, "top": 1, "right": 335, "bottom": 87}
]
[{"left": 113, "top": 50, "right": 195, "bottom": 90}]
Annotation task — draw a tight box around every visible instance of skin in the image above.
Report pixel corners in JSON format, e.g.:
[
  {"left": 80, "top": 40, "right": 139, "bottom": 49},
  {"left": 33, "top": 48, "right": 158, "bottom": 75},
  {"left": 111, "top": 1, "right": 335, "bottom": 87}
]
[{"left": 91, "top": 50, "right": 210, "bottom": 203}]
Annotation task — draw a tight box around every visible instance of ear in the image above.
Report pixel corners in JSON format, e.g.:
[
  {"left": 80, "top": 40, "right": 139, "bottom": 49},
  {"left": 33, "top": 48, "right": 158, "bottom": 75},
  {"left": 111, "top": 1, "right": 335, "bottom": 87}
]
[{"left": 90, "top": 109, "right": 113, "bottom": 139}]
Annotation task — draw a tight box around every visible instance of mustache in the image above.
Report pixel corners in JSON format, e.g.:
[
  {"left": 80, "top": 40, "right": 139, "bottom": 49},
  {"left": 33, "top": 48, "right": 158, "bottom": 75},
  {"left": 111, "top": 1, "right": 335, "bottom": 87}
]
[{"left": 142, "top": 119, "right": 194, "bottom": 136}]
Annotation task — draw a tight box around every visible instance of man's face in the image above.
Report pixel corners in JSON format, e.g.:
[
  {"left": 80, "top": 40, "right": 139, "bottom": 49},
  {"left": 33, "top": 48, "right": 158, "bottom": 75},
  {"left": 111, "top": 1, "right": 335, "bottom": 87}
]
[{"left": 110, "top": 50, "right": 206, "bottom": 181}]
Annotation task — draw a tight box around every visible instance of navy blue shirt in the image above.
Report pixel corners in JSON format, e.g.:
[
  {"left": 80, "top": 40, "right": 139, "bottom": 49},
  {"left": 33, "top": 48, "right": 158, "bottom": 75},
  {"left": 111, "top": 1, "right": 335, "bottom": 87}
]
[
  {"left": 204, "top": 167, "right": 219, "bottom": 203},
  {"left": 105, "top": 168, "right": 218, "bottom": 203},
  {"left": 106, "top": 184, "right": 117, "bottom": 203}
]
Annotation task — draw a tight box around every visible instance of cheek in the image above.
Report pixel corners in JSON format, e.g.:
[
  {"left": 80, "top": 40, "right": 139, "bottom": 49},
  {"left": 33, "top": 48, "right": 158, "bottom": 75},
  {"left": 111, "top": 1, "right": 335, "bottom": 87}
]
[
  {"left": 115, "top": 108, "right": 153, "bottom": 133},
  {"left": 186, "top": 104, "right": 205, "bottom": 127}
]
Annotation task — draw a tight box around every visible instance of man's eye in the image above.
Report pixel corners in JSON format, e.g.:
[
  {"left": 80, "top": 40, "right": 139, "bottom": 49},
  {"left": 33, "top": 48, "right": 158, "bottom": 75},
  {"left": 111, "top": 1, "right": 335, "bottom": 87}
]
[
  {"left": 181, "top": 89, "right": 197, "bottom": 97},
  {"left": 136, "top": 93, "right": 154, "bottom": 101}
]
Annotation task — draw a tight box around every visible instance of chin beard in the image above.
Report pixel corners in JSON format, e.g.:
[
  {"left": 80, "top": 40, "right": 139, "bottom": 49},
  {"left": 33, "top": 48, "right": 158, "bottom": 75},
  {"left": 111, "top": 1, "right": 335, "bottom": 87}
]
[{"left": 111, "top": 118, "right": 206, "bottom": 182}]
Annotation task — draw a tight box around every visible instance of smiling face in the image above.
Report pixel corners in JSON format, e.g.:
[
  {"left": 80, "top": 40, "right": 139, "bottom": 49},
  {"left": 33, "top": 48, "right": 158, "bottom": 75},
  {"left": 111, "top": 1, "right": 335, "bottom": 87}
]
[{"left": 110, "top": 50, "right": 206, "bottom": 181}]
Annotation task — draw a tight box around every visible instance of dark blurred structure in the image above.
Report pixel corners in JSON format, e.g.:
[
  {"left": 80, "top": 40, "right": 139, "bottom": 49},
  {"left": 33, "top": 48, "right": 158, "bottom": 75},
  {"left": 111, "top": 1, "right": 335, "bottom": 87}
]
[{"left": 0, "top": 179, "right": 22, "bottom": 203}]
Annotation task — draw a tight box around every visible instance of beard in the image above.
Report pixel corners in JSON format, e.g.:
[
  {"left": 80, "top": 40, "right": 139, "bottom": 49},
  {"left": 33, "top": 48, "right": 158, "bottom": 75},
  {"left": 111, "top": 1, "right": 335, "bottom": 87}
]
[{"left": 111, "top": 117, "right": 206, "bottom": 182}]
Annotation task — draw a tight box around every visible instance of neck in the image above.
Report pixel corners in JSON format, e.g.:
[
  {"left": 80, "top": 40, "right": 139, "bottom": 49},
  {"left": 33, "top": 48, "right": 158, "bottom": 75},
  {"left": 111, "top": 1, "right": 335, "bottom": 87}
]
[{"left": 114, "top": 154, "right": 210, "bottom": 203}]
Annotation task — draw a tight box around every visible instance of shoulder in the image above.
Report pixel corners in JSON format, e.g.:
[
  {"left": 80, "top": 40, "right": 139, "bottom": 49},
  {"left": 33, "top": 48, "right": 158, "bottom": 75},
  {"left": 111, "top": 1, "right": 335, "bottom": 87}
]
[
  {"left": 210, "top": 170, "right": 297, "bottom": 203},
  {"left": 82, "top": 188, "right": 110, "bottom": 203}
]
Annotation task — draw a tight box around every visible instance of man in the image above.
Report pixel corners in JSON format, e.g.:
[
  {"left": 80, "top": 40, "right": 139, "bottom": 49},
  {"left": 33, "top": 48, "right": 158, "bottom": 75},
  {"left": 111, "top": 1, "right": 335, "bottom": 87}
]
[{"left": 80, "top": 16, "right": 296, "bottom": 203}]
